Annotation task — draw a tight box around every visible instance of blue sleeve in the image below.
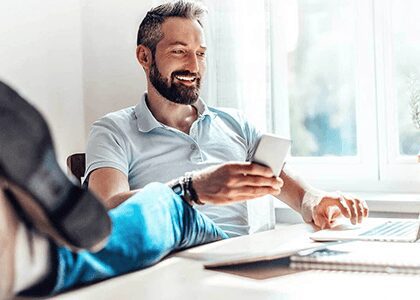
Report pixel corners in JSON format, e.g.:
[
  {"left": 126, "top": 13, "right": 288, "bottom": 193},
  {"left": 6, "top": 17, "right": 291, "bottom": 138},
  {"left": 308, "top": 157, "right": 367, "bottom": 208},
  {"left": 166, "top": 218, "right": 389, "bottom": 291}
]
[
  {"left": 241, "top": 113, "right": 263, "bottom": 161},
  {"left": 210, "top": 107, "right": 263, "bottom": 161},
  {"left": 229, "top": 109, "right": 262, "bottom": 161},
  {"left": 84, "top": 117, "right": 129, "bottom": 181}
]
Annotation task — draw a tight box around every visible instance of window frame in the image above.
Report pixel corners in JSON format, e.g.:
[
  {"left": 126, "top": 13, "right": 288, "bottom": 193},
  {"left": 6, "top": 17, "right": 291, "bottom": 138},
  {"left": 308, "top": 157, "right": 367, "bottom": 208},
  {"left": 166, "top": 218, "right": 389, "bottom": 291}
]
[
  {"left": 374, "top": 0, "right": 420, "bottom": 187},
  {"left": 270, "top": 0, "right": 420, "bottom": 193}
]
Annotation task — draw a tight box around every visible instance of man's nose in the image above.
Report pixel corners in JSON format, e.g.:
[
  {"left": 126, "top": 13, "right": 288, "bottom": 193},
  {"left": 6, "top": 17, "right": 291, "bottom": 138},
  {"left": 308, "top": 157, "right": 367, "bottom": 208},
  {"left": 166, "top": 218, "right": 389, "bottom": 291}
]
[{"left": 184, "top": 53, "right": 200, "bottom": 73}]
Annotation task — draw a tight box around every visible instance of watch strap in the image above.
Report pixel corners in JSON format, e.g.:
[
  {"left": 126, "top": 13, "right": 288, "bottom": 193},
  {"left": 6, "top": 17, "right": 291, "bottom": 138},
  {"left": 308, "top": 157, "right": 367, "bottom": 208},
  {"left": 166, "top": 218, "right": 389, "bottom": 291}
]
[{"left": 169, "top": 173, "right": 204, "bottom": 206}]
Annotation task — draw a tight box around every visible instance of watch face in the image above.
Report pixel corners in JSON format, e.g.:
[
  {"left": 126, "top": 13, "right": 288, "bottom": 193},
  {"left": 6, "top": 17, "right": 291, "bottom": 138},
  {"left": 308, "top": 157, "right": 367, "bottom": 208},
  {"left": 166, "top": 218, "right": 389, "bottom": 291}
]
[{"left": 172, "top": 183, "right": 183, "bottom": 195}]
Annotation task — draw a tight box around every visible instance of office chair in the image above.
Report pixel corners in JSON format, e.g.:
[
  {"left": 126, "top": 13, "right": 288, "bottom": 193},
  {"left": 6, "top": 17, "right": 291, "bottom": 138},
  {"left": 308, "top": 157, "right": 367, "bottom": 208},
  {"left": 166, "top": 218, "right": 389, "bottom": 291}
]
[{"left": 66, "top": 153, "right": 86, "bottom": 186}]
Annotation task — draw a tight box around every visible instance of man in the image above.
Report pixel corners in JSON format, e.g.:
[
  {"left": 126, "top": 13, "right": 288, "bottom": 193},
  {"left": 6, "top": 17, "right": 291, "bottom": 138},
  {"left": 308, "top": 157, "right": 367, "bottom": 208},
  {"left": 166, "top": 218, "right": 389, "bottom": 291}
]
[
  {"left": 0, "top": 81, "right": 227, "bottom": 297},
  {"left": 86, "top": 0, "right": 368, "bottom": 235}
]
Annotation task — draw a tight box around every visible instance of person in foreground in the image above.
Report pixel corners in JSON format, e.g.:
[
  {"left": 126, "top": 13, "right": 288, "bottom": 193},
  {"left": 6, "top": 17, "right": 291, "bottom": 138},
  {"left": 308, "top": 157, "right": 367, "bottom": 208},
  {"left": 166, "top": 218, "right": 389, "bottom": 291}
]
[
  {"left": 87, "top": 0, "right": 369, "bottom": 237},
  {"left": 0, "top": 81, "right": 227, "bottom": 298}
]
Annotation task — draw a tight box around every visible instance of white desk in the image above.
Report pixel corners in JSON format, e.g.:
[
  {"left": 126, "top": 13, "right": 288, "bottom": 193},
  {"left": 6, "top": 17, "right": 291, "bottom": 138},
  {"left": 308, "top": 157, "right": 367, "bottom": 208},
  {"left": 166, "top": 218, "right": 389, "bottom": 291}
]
[{"left": 46, "top": 224, "right": 420, "bottom": 300}]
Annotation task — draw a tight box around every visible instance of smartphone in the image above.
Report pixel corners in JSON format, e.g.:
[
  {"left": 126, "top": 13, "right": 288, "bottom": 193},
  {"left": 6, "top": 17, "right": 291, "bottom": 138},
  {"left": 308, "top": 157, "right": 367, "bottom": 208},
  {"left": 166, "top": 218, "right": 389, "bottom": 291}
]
[{"left": 251, "top": 133, "right": 291, "bottom": 176}]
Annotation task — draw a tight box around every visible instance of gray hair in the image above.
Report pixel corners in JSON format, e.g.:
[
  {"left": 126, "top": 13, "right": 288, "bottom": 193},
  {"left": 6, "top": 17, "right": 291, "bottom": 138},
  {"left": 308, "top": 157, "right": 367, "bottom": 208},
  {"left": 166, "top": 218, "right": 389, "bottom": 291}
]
[{"left": 136, "top": 0, "right": 207, "bottom": 55}]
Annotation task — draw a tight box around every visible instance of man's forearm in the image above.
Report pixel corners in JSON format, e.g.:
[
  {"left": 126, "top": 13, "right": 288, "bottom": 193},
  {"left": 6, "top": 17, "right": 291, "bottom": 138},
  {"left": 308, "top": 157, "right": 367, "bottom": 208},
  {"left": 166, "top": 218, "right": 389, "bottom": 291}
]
[
  {"left": 106, "top": 190, "right": 141, "bottom": 209},
  {"left": 276, "top": 167, "right": 368, "bottom": 227},
  {"left": 106, "top": 179, "right": 182, "bottom": 209},
  {"left": 104, "top": 177, "right": 193, "bottom": 210},
  {"left": 276, "top": 170, "right": 306, "bottom": 212}
]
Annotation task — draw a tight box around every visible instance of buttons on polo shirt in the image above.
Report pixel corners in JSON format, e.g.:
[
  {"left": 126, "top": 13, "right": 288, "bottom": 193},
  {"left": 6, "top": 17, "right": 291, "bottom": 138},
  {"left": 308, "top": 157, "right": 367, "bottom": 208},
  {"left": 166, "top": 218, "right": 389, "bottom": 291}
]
[{"left": 190, "top": 143, "right": 202, "bottom": 162}]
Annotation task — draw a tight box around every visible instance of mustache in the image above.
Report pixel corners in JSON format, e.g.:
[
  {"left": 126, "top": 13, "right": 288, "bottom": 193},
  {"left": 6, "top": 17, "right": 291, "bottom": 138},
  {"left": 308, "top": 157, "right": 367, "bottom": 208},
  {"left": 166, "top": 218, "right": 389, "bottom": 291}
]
[{"left": 171, "top": 70, "right": 200, "bottom": 79}]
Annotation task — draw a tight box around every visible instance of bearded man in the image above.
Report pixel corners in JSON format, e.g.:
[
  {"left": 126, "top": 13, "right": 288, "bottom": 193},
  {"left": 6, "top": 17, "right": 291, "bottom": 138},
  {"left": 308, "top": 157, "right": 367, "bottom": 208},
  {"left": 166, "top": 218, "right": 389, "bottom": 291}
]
[{"left": 86, "top": 0, "right": 368, "bottom": 238}]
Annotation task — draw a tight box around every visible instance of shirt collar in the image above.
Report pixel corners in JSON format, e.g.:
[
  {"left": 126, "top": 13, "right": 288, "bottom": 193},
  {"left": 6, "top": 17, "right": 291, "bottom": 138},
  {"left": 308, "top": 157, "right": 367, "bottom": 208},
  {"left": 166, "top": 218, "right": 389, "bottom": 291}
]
[
  {"left": 134, "top": 93, "right": 163, "bottom": 133},
  {"left": 134, "top": 92, "right": 217, "bottom": 133},
  {"left": 193, "top": 97, "right": 217, "bottom": 120}
]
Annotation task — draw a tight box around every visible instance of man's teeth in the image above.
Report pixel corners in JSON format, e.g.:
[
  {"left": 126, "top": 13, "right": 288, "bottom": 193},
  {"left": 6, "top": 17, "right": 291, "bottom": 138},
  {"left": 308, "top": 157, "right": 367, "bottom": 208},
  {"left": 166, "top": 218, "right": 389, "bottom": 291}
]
[{"left": 175, "top": 75, "right": 196, "bottom": 82}]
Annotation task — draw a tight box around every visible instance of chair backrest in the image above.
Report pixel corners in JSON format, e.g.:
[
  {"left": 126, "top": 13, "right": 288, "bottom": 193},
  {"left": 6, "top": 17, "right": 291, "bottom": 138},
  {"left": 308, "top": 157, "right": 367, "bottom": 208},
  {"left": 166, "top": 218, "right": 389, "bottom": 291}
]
[{"left": 66, "top": 153, "right": 86, "bottom": 186}]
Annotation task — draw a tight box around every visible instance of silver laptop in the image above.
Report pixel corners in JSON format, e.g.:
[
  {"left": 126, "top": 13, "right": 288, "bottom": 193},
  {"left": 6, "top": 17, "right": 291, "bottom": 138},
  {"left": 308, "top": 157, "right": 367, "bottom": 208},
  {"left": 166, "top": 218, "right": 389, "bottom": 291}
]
[{"left": 310, "top": 216, "right": 420, "bottom": 243}]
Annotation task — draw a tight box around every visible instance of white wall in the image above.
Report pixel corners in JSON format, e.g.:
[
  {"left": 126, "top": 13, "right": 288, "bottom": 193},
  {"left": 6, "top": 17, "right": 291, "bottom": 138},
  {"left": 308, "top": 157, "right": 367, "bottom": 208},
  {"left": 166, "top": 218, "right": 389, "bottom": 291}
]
[
  {"left": 0, "top": 0, "right": 85, "bottom": 166},
  {"left": 81, "top": 0, "right": 152, "bottom": 134},
  {"left": 0, "top": 0, "right": 153, "bottom": 166}
]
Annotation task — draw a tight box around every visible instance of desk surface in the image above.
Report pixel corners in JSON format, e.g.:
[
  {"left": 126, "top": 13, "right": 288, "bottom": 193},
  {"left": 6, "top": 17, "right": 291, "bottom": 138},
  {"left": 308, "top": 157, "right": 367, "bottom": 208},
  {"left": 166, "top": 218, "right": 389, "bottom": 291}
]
[{"left": 47, "top": 223, "right": 419, "bottom": 300}]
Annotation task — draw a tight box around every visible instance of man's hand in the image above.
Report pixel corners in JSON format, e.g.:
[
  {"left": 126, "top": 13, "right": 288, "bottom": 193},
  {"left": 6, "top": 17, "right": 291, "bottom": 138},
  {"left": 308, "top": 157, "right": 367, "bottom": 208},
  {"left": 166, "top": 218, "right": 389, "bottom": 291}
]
[
  {"left": 192, "top": 162, "right": 283, "bottom": 205},
  {"left": 312, "top": 193, "right": 369, "bottom": 229}
]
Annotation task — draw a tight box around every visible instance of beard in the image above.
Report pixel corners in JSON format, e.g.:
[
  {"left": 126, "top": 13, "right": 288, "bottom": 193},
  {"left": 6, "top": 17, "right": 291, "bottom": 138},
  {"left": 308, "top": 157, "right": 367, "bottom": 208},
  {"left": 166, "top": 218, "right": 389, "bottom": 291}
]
[{"left": 149, "top": 60, "right": 201, "bottom": 105}]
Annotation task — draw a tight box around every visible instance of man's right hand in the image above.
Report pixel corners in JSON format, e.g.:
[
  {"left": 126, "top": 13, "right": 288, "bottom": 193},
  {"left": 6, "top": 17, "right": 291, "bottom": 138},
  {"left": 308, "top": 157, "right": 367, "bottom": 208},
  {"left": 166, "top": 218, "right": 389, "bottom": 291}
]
[{"left": 192, "top": 162, "right": 283, "bottom": 205}]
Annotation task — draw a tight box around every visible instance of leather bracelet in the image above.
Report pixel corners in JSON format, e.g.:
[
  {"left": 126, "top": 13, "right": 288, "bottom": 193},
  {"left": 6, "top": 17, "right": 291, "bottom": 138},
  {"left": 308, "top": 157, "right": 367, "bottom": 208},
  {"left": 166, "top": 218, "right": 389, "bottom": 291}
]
[{"left": 184, "top": 172, "right": 204, "bottom": 205}]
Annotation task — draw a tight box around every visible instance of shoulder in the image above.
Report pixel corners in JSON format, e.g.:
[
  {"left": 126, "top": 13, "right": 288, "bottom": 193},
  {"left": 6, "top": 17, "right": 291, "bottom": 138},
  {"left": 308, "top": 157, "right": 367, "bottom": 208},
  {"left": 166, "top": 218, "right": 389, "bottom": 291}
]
[
  {"left": 92, "top": 106, "right": 136, "bottom": 133},
  {"left": 97, "top": 106, "right": 135, "bottom": 126},
  {"left": 208, "top": 105, "right": 262, "bottom": 151},
  {"left": 208, "top": 106, "right": 250, "bottom": 127},
  {"left": 208, "top": 106, "right": 257, "bottom": 134}
]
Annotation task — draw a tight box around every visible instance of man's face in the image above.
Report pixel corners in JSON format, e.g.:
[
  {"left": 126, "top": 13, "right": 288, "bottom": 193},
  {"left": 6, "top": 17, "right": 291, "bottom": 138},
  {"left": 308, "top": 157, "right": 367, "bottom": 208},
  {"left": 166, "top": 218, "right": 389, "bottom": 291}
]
[{"left": 149, "top": 17, "right": 207, "bottom": 105}]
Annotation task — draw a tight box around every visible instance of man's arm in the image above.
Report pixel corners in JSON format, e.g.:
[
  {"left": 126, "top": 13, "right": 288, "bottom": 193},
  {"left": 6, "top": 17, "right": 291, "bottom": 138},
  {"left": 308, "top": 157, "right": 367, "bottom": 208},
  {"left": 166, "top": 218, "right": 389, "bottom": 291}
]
[
  {"left": 277, "top": 169, "right": 369, "bottom": 229},
  {"left": 88, "top": 168, "right": 139, "bottom": 209},
  {"left": 88, "top": 162, "right": 284, "bottom": 209},
  {"left": 275, "top": 170, "right": 305, "bottom": 212},
  {"left": 192, "top": 162, "right": 282, "bottom": 204}
]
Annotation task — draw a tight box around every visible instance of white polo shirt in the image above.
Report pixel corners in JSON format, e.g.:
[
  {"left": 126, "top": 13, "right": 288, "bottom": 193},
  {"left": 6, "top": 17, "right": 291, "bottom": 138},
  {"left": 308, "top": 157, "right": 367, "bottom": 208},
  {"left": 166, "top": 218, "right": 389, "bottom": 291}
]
[{"left": 85, "top": 93, "right": 275, "bottom": 237}]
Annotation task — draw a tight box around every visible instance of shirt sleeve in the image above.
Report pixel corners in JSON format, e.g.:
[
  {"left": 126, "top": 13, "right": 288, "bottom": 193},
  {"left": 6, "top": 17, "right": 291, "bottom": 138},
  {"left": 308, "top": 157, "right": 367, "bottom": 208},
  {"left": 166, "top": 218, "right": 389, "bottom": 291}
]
[
  {"left": 84, "top": 117, "right": 129, "bottom": 183},
  {"left": 237, "top": 112, "right": 263, "bottom": 161}
]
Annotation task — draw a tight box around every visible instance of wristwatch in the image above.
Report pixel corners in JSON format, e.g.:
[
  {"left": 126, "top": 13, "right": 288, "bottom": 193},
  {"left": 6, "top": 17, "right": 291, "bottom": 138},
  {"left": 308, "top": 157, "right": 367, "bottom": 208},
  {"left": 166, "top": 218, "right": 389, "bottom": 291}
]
[{"left": 170, "top": 172, "right": 204, "bottom": 206}]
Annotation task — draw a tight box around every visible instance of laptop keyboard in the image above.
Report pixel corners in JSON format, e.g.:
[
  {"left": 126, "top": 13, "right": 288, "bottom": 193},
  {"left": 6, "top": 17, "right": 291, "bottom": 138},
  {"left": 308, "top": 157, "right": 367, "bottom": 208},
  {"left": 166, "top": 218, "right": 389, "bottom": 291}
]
[{"left": 360, "top": 221, "right": 418, "bottom": 237}]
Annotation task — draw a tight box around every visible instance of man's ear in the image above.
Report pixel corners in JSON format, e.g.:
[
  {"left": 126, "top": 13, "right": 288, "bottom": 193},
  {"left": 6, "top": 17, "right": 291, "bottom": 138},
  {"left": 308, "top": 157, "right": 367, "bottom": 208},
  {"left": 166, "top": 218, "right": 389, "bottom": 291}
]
[{"left": 136, "top": 45, "right": 152, "bottom": 70}]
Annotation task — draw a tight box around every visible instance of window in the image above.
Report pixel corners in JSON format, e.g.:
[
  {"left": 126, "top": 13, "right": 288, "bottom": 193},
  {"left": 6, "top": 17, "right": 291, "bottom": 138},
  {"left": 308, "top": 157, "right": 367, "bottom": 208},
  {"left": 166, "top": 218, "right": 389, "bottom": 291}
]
[
  {"left": 390, "top": 0, "right": 420, "bottom": 156},
  {"left": 202, "top": 0, "right": 420, "bottom": 193},
  {"left": 374, "top": 0, "right": 420, "bottom": 189},
  {"left": 286, "top": 0, "right": 358, "bottom": 157}
]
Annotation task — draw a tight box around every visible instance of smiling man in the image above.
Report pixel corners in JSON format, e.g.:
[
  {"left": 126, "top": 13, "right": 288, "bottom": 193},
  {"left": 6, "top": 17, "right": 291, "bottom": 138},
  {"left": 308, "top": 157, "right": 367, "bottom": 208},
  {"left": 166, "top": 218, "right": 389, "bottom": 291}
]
[{"left": 86, "top": 0, "right": 369, "bottom": 237}]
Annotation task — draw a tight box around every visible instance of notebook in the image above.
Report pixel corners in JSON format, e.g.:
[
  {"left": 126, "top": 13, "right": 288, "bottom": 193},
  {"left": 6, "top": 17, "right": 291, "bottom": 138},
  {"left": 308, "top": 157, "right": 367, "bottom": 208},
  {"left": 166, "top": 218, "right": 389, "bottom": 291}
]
[
  {"left": 290, "top": 241, "right": 420, "bottom": 274},
  {"left": 310, "top": 217, "right": 420, "bottom": 243},
  {"left": 200, "top": 224, "right": 328, "bottom": 269}
]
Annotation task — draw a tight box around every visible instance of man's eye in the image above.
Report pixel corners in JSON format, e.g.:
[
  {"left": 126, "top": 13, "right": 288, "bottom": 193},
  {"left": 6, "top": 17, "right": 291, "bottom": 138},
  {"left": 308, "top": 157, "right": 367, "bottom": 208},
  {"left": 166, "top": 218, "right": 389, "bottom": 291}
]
[
  {"left": 172, "top": 49, "right": 185, "bottom": 54},
  {"left": 197, "top": 52, "right": 206, "bottom": 57}
]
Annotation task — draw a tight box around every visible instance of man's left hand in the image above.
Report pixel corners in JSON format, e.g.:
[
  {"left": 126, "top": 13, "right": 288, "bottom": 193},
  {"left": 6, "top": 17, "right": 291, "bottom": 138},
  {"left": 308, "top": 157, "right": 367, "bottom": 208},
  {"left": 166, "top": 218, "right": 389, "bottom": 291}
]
[{"left": 312, "top": 193, "right": 369, "bottom": 229}]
